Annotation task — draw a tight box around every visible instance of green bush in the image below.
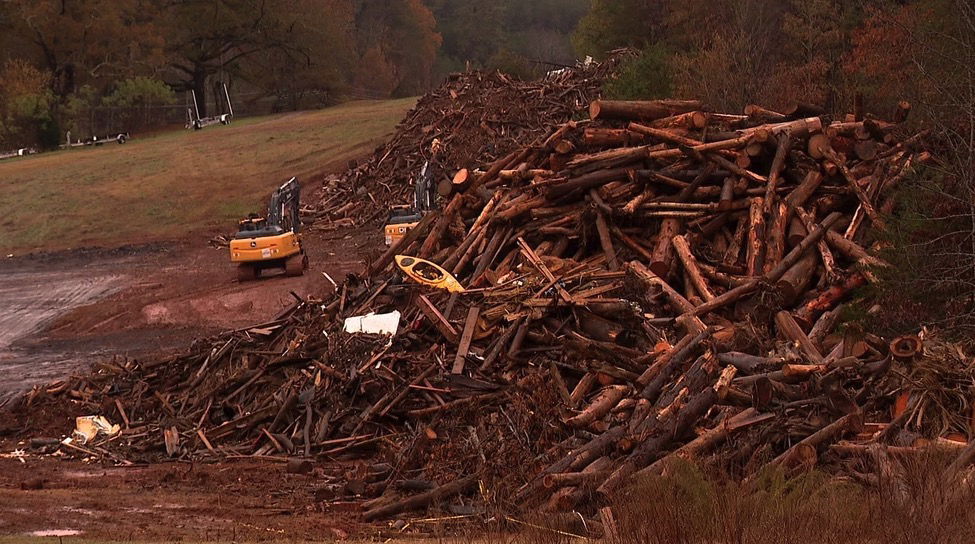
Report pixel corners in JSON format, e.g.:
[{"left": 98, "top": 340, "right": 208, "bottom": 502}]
[
  {"left": 102, "top": 77, "right": 176, "bottom": 109},
  {"left": 102, "top": 77, "right": 176, "bottom": 130},
  {"left": 603, "top": 45, "right": 673, "bottom": 100},
  {"left": 2, "top": 91, "right": 57, "bottom": 149}
]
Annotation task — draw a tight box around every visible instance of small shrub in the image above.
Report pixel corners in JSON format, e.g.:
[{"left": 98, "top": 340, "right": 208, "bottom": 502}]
[
  {"left": 505, "top": 457, "right": 975, "bottom": 544},
  {"left": 603, "top": 45, "right": 673, "bottom": 100}
]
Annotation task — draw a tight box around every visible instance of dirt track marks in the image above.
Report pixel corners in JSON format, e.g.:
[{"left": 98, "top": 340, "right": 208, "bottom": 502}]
[{"left": 0, "top": 271, "right": 122, "bottom": 349}]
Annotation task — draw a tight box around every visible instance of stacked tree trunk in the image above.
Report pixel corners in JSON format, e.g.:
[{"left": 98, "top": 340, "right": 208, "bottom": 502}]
[{"left": 12, "top": 97, "right": 959, "bottom": 532}]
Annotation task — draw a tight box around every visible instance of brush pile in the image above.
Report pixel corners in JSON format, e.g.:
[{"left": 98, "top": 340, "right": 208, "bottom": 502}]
[
  {"left": 14, "top": 94, "right": 968, "bottom": 532},
  {"left": 306, "top": 54, "right": 627, "bottom": 229}
]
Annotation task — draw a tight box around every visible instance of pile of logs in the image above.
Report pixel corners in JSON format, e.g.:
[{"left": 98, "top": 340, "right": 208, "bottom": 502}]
[
  {"left": 15, "top": 95, "right": 965, "bottom": 531},
  {"left": 304, "top": 53, "right": 628, "bottom": 228}
]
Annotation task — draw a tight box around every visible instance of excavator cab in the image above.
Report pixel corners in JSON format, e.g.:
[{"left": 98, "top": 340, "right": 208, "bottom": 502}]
[{"left": 230, "top": 177, "right": 308, "bottom": 281}]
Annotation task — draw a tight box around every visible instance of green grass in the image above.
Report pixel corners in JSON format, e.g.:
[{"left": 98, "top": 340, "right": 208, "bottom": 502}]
[{"left": 0, "top": 98, "right": 416, "bottom": 253}]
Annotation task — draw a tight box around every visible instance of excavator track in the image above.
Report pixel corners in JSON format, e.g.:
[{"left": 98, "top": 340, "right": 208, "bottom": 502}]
[
  {"left": 284, "top": 253, "right": 307, "bottom": 277},
  {"left": 237, "top": 263, "right": 259, "bottom": 282}
]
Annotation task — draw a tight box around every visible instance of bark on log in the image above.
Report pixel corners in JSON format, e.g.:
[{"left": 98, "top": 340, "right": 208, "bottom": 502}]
[
  {"left": 598, "top": 382, "right": 719, "bottom": 496},
  {"left": 688, "top": 212, "right": 843, "bottom": 317},
  {"left": 822, "top": 148, "right": 885, "bottom": 230},
  {"left": 362, "top": 475, "right": 477, "bottom": 521},
  {"left": 650, "top": 218, "right": 681, "bottom": 278},
  {"left": 420, "top": 194, "right": 466, "bottom": 258},
  {"left": 745, "top": 104, "right": 788, "bottom": 123},
  {"left": 796, "top": 273, "right": 866, "bottom": 325},
  {"left": 545, "top": 168, "right": 633, "bottom": 200},
  {"left": 673, "top": 234, "right": 715, "bottom": 301},
  {"left": 650, "top": 111, "right": 709, "bottom": 129},
  {"left": 592, "top": 192, "right": 619, "bottom": 271},
  {"left": 762, "top": 134, "right": 792, "bottom": 272},
  {"left": 565, "top": 385, "right": 629, "bottom": 428},
  {"left": 776, "top": 251, "right": 818, "bottom": 305},
  {"left": 717, "top": 352, "right": 785, "bottom": 373},
  {"left": 774, "top": 311, "right": 824, "bottom": 364},
  {"left": 627, "top": 261, "right": 706, "bottom": 334},
  {"left": 638, "top": 408, "right": 775, "bottom": 477},
  {"left": 590, "top": 99, "right": 704, "bottom": 121},
  {"left": 584, "top": 127, "right": 646, "bottom": 148},
  {"left": 768, "top": 413, "right": 864, "bottom": 469},
  {"left": 746, "top": 197, "right": 766, "bottom": 276}
]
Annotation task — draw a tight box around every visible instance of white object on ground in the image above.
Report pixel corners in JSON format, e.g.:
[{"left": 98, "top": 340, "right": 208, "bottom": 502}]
[
  {"left": 71, "top": 415, "right": 120, "bottom": 444},
  {"left": 343, "top": 311, "right": 401, "bottom": 336}
]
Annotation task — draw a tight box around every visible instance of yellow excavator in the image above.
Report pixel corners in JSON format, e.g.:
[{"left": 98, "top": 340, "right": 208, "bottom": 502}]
[
  {"left": 384, "top": 161, "right": 434, "bottom": 246},
  {"left": 230, "top": 177, "right": 308, "bottom": 281}
]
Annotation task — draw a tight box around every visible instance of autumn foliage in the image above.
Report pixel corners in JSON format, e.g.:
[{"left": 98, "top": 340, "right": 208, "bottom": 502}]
[{"left": 0, "top": 0, "right": 446, "bottom": 148}]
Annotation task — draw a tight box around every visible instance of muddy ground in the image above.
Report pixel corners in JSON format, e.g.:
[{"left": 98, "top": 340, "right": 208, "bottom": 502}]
[
  {"left": 0, "top": 457, "right": 367, "bottom": 541},
  {"left": 0, "top": 228, "right": 378, "bottom": 401},
  {"left": 0, "top": 225, "right": 399, "bottom": 540}
]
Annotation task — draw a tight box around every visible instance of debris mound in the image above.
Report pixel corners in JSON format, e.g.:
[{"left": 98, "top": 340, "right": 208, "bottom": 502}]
[
  {"left": 12, "top": 95, "right": 956, "bottom": 533},
  {"left": 307, "top": 54, "right": 627, "bottom": 228}
]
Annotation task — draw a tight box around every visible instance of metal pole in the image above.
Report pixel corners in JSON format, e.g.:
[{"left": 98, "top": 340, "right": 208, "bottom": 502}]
[
  {"left": 191, "top": 90, "right": 201, "bottom": 121},
  {"left": 223, "top": 83, "right": 234, "bottom": 118}
]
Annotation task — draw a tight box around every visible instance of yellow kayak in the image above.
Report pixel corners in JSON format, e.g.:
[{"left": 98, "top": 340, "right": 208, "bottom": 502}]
[{"left": 395, "top": 255, "right": 465, "bottom": 293}]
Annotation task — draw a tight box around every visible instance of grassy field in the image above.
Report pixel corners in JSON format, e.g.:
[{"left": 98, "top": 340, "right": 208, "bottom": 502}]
[{"left": 0, "top": 98, "right": 415, "bottom": 253}]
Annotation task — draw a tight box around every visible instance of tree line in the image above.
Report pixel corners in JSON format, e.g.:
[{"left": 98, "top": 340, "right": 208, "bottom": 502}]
[
  {"left": 0, "top": 1, "right": 966, "bottom": 154},
  {"left": 0, "top": 0, "right": 590, "bottom": 150}
]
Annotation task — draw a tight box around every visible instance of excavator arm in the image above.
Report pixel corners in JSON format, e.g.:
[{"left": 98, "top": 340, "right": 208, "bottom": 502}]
[{"left": 267, "top": 177, "right": 301, "bottom": 233}]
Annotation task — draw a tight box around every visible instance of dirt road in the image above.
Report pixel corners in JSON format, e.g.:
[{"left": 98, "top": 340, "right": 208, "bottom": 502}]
[{"left": 0, "top": 228, "right": 380, "bottom": 404}]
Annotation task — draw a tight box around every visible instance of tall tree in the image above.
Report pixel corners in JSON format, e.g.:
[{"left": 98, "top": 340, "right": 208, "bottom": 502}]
[
  {"left": 0, "top": 59, "right": 56, "bottom": 148},
  {"left": 572, "top": 0, "right": 666, "bottom": 57},
  {"left": 162, "top": 0, "right": 310, "bottom": 116},
  {"left": 670, "top": 1, "right": 785, "bottom": 110},
  {"left": 425, "top": 0, "right": 504, "bottom": 69},
  {"left": 241, "top": 0, "right": 356, "bottom": 110},
  {"left": 352, "top": 0, "right": 441, "bottom": 97},
  {"left": 2, "top": 0, "right": 165, "bottom": 97},
  {"left": 428, "top": 0, "right": 587, "bottom": 78}
]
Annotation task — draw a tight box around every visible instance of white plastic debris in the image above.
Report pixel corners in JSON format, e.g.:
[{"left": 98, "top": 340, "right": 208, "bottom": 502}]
[
  {"left": 0, "top": 449, "right": 27, "bottom": 463},
  {"left": 343, "top": 311, "right": 401, "bottom": 336},
  {"left": 72, "top": 416, "right": 120, "bottom": 444}
]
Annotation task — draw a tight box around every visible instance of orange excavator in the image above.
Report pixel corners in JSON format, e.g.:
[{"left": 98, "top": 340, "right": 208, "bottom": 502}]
[{"left": 229, "top": 177, "right": 308, "bottom": 281}]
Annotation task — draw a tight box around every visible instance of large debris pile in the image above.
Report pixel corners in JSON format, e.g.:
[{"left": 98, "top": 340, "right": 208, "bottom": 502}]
[
  {"left": 307, "top": 55, "right": 626, "bottom": 228},
  {"left": 13, "top": 95, "right": 964, "bottom": 531}
]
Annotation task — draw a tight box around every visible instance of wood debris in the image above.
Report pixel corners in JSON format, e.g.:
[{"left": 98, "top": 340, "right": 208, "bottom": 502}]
[{"left": 15, "top": 84, "right": 969, "bottom": 532}]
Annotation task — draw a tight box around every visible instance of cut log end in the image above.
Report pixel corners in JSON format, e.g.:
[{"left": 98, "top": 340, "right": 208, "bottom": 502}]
[
  {"left": 589, "top": 100, "right": 603, "bottom": 121},
  {"left": 807, "top": 133, "right": 830, "bottom": 160}
]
